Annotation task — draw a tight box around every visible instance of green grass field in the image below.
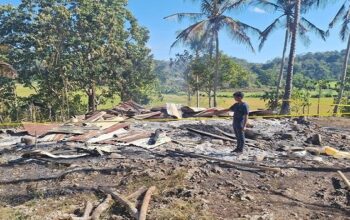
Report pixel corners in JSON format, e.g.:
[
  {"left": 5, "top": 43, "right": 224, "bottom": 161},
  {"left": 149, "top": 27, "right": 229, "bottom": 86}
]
[
  {"left": 14, "top": 84, "right": 338, "bottom": 116},
  {"left": 156, "top": 94, "right": 335, "bottom": 115}
]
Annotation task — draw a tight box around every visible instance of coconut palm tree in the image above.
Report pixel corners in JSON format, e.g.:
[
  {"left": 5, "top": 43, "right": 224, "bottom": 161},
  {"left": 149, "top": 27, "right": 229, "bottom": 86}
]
[
  {"left": 329, "top": 0, "right": 350, "bottom": 114},
  {"left": 165, "top": 0, "right": 260, "bottom": 107},
  {"left": 258, "top": 0, "right": 327, "bottom": 110},
  {"left": 280, "top": 0, "right": 301, "bottom": 115}
]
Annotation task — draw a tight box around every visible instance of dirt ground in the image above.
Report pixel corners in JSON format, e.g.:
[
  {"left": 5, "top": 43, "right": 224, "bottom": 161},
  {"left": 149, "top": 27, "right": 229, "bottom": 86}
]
[{"left": 0, "top": 117, "right": 349, "bottom": 220}]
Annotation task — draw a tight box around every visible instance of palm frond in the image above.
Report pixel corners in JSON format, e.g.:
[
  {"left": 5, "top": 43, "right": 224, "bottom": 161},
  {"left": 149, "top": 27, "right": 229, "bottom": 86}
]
[
  {"left": 298, "top": 32, "right": 311, "bottom": 47},
  {"left": 329, "top": 2, "right": 346, "bottom": 28},
  {"left": 340, "top": 19, "right": 350, "bottom": 41},
  {"left": 256, "top": 0, "right": 282, "bottom": 11},
  {"left": 221, "top": 0, "right": 247, "bottom": 12},
  {"left": 297, "top": 23, "right": 312, "bottom": 47},
  {"left": 302, "top": 0, "right": 334, "bottom": 12},
  {"left": 0, "top": 61, "right": 17, "bottom": 79},
  {"left": 301, "top": 17, "right": 328, "bottom": 41},
  {"left": 235, "top": 20, "right": 261, "bottom": 35},
  {"left": 164, "top": 13, "right": 205, "bottom": 22},
  {"left": 170, "top": 20, "right": 209, "bottom": 48},
  {"left": 201, "top": 0, "right": 213, "bottom": 15},
  {"left": 259, "top": 16, "right": 283, "bottom": 50},
  {"left": 222, "top": 17, "right": 255, "bottom": 52}
]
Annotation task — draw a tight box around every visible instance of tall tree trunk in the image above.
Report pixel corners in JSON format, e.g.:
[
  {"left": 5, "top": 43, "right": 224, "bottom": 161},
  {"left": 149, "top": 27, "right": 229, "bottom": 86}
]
[
  {"left": 187, "top": 83, "right": 191, "bottom": 105},
  {"left": 208, "top": 92, "right": 212, "bottom": 108},
  {"left": 64, "top": 78, "right": 70, "bottom": 118},
  {"left": 195, "top": 51, "right": 200, "bottom": 108},
  {"left": 334, "top": 34, "right": 350, "bottom": 114},
  {"left": 318, "top": 85, "right": 321, "bottom": 116},
  {"left": 213, "top": 31, "right": 220, "bottom": 107},
  {"left": 88, "top": 81, "right": 96, "bottom": 112},
  {"left": 280, "top": 0, "right": 301, "bottom": 115},
  {"left": 196, "top": 74, "right": 199, "bottom": 108},
  {"left": 274, "top": 28, "right": 289, "bottom": 110}
]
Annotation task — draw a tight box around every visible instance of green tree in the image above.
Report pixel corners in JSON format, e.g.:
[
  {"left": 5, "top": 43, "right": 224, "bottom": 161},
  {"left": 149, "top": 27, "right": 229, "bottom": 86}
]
[
  {"left": 171, "top": 50, "right": 194, "bottom": 105},
  {"left": 165, "top": 0, "right": 260, "bottom": 107},
  {"left": 0, "top": 0, "right": 155, "bottom": 120},
  {"left": 258, "top": 0, "right": 327, "bottom": 110}
]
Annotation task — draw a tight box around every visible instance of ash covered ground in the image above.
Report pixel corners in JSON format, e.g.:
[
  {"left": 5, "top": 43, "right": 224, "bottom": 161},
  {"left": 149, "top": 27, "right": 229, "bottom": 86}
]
[{"left": 0, "top": 117, "right": 349, "bottom": 219}]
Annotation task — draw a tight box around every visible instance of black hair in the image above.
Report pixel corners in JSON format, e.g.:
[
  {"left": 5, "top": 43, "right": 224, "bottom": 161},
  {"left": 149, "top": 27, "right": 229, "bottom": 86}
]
[{"left": 233, "top": 91, "right": 244, "bottom": 98}]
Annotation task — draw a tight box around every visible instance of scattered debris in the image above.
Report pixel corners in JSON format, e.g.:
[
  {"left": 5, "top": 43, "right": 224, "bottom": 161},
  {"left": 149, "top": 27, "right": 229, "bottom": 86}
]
[
  {"left": 1, "top": 112, "right": 350, "bottom": 219},
  {"left": 310, "top": 134, "right": 322, "bottom": 145},
  {"left": 337, "top": 171, "right": 350, "bottom": 190},
  {"left": 167, "top": 149, "right": 281, "bottom": 173}
]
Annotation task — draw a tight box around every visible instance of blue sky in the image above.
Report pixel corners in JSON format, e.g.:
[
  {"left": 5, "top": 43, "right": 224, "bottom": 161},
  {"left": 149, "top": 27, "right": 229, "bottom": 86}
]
[{"left": 1, "top": 0, "right": 348, "bottom": 63}]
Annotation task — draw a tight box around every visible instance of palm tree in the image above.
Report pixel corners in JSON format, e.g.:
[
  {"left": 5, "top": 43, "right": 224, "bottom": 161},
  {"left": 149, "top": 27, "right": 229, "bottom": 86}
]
[
  {"left": 165, "top": 0, "right": 260, "bottom": 107},
  {"left": 258, "top": 0, "right": 327, "bottom": 110},
  {"left": 329, "top": 0, "right": 350, "bottom": 114},
  {"left": 280, "top": 0, "right": 301, "bottom": 115}
]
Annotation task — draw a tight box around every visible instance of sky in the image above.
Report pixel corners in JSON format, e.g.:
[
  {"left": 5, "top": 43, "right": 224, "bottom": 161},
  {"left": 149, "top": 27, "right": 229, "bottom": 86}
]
[{"left": 0, "top": 0, "right": 348, "bottom": 63}]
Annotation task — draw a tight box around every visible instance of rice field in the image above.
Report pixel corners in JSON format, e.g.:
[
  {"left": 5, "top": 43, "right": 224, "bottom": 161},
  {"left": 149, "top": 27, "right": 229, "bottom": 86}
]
[{"left": 14, "top": 84, "right": 340, "bottom": 116}]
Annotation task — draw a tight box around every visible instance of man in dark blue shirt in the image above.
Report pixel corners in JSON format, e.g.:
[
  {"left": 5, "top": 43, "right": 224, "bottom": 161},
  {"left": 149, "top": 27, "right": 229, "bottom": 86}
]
[{"left": 229, "top": 91, "right": 249, "bottom": 153}]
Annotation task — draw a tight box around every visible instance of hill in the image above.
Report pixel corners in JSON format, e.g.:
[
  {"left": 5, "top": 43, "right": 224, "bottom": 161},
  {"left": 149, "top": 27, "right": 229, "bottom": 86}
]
[{"left": 154, "top": 50, "right": 345, "bottom": 91}]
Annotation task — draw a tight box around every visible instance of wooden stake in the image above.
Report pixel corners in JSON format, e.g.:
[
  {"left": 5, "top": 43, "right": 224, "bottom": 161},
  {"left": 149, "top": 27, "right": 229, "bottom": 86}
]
[
  {"left": 99, "top": 187, "right": 138, "bottom": 218},
  {"left": 83, "top": 202, "right": 94, "bottom": 219},
  {"left": 187, "top": 127, "right": 234, "bottom": 142},
  {"left": 167, "top": 149, "right": 281, "bottom": 173},
  {"left": 337, "top": 171, "right": 350, "bottom": 189},
  {"left": 91, "top": 194, "right": 113, "bottom": 220},
  {"left": 138, "top": 186, "right": 156, "bottom": 220},
  {"left": 126, "top": 186, "right": 147, "bottom": 200}
]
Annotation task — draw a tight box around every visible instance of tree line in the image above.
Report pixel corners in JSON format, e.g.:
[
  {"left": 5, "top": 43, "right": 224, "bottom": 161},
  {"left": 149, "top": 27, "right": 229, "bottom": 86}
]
[{"left": 0, "top": 0, "right": 157, "bottom": 122}]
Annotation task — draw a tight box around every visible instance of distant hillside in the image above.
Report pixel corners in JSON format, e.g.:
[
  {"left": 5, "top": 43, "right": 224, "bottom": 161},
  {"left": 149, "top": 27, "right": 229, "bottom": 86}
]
[
  {"left": 235, "top": 50, "right": 345, "bottom": 81},
  {"left": 154, "top": 50, "right": 345, "bottom": 91}
]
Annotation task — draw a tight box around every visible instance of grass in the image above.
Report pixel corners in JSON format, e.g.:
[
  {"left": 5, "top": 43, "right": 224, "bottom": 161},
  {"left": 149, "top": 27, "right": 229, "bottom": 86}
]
[
  {"left": 0, "top": 208, "right": 29, "bottom": 220},
  {"left": 0, "top": 193, "right": 97, "bottom": 220},
  {"left": 156, "top": 94, "right": 335, "bottom": 116},
  {"left": 14, "top": 84, "right": 339, "bottom": 116}
]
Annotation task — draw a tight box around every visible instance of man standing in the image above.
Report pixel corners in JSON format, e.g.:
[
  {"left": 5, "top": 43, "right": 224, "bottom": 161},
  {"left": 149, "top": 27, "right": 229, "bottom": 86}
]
[{"left": 230, "top": 91, "right": 249, "bottom": 154}]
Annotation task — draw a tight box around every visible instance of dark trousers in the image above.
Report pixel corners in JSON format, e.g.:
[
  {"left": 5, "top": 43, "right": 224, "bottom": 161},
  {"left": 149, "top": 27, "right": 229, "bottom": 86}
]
[{"left": 233, "top": 125, "right": 245, "bottom": 150}]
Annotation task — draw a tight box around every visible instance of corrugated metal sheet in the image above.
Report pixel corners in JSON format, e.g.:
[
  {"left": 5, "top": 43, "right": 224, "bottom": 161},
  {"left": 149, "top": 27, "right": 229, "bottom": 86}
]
[
  {"left": 23, "top": 123, "right": 60, "bottom": 137},
  {"left": 85, "top": 111, "right": 107, "bottom": 122},
  {"left": 133, "top": 111, "right": 162, "bottom": 120},
  {"left": 87, "top": 128, "right": 128, "bottom": 143},
  {"left": 69, "top": 123, "right": 129, "bottom": 142}
]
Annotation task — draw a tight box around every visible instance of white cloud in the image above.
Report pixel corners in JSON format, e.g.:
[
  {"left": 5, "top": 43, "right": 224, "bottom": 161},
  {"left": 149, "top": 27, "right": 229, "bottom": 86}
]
[{"left": 251, "top": 7, "right": 266, "bottom": 14}]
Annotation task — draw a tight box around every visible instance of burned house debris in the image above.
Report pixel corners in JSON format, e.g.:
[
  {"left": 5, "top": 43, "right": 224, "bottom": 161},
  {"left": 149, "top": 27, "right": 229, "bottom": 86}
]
[{"left": 0, "top": 100, "right": 349, "bottom": 219}]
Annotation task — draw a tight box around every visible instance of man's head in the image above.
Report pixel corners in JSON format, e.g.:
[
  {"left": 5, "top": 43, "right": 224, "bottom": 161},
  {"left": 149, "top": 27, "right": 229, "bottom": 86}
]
[{"left": 233, "top": 91, "right": 244, "bottom": 102}]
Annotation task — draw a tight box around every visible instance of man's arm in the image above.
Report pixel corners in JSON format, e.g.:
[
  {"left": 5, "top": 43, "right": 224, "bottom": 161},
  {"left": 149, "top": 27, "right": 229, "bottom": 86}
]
[
  {"left": 242, "top": 103, "right": 249, "bottom": 130},
  {"left": 243, "top": 114, "right": 248, "bottom": 130},
  {"left": 229, "top": 104, "right": 235, "bottom": 112}
]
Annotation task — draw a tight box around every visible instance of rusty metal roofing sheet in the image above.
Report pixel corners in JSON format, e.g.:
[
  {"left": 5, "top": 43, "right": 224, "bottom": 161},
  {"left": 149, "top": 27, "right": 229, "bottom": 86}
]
[
  {"left": 23, "top": 123, "right": 61, "bottom": 137},
  {"left": 133, "top": 111, "right": 162, "bottom": 120},
  {"left": 85, "top": 111, "right": 107, "bottom": 122}
]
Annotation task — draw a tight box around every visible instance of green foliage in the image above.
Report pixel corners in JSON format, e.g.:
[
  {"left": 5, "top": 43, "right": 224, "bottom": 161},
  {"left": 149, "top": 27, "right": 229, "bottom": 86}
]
[
  {"left": 262, "top": 91, "right": 279, "bottom": 110},
  {"left": 220, "top": 54, "right": 256, "bottom": 88},
  {"left": 0, "top": 0, "right": 156, "bottom": 121},
  {"left": 293, "top": 73, "right": 315, "bottom": 90},
  {"left": 291, "top": 89, "right": 312, "bottom": 114}
]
